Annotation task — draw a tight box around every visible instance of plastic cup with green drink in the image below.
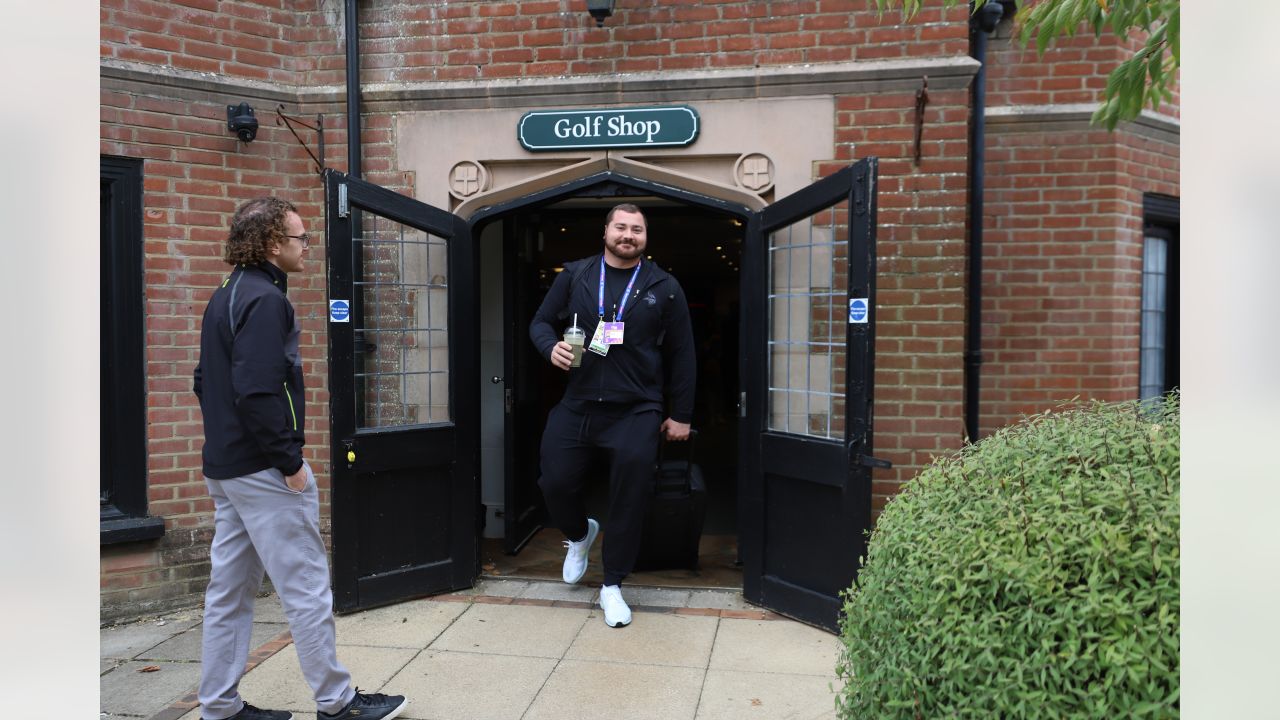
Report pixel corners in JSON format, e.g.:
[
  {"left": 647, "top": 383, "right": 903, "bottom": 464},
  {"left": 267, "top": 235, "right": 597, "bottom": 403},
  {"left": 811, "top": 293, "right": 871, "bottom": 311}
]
[{"left": 564, "top": 313, "right": 585, "bottom": 368}]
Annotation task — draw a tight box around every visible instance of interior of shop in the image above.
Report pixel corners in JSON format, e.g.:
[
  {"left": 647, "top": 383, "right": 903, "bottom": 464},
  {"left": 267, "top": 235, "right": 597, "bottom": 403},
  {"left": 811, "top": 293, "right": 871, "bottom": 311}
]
[{"left": 479, "top": 196, "right": 748, "bottom": 589}]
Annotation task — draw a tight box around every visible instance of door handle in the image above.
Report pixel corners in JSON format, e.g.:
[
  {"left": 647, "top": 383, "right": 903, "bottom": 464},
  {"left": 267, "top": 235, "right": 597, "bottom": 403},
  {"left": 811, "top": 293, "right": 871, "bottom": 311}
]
[
  {"left": 856, "top": 454, "right": 892, "bottom": 469},
  {"left": 491, "top": 376, "right": 504, "bottom": 384}
]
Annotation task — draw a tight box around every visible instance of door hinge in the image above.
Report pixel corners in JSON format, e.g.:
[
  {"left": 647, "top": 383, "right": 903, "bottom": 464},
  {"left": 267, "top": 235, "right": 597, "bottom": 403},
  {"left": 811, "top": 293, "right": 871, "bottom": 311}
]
[
  {"left": 854, "top": 169, "right": 867, "bottom": 216},
  {"left": 739, "top": 391, "right": 747, "bottom": 418},
  {"left": 338, "top": 182, "right": 349, "bottom": 218}
]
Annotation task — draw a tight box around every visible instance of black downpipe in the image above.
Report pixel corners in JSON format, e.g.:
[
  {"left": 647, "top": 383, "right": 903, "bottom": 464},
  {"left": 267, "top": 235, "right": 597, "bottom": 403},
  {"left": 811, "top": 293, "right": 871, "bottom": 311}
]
[
  {"left": 964, "top": 0, "right": 1004, "bottom": 442},
  {"left": 345, "top": 0, "right": 361, "bottom": 179},
  {"left": 344, "top": 0, "right": 365, "bottom": 424}
]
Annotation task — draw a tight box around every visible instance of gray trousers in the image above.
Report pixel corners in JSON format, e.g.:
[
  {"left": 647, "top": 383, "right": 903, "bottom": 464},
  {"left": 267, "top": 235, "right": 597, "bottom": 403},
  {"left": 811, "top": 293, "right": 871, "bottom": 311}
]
[{"left": 199, "top": 463, "right": 355, "bottom": 719}]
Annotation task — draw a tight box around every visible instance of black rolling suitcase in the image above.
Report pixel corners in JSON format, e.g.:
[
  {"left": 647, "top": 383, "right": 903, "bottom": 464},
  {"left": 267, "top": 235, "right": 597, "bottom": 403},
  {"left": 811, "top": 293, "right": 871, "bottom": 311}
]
[{"left": 634, "top": 430, "right": 707, "bottom": 571}]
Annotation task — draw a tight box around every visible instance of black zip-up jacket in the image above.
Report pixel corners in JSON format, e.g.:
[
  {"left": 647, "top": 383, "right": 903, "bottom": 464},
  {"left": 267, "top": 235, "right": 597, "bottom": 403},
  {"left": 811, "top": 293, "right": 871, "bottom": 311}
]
[
  {"left": 193, "top": 262, "right": 306, "bottom": 480},
  {"left": 530, "top": 253, "right": 696, "bottom": 423}
]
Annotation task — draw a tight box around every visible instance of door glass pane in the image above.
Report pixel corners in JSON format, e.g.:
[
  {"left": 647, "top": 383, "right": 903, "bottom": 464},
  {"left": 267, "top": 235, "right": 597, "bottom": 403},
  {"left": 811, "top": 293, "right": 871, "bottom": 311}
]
[
  {"left": 767, "top": 200, "right": 849, "bottom": 439},
  {"left": 355, "top": 211, "right": 450, "bottom": 428},
  {"left": 1139, "top": 233, "right": 1168, "bottom": 402}
]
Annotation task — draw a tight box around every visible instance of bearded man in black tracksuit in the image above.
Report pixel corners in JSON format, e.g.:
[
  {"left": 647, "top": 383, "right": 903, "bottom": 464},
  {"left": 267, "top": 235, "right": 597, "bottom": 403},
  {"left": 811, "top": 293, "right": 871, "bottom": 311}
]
[{"left": 530, "top": 202, "right": 696, "bottom": 628}]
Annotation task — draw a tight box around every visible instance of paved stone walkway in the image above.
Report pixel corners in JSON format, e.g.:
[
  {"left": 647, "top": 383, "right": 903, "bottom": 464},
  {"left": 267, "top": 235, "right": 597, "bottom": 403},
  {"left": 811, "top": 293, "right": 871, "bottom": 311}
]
[{"left": 100, "top": 578, "right": 841, "bottom": 720}]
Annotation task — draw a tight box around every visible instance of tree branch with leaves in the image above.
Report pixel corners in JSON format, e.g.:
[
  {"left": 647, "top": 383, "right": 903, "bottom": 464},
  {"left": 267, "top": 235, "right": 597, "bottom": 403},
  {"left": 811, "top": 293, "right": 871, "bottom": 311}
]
[{"left": 874, "top": 0, "right": 1180, "bottom": 129}]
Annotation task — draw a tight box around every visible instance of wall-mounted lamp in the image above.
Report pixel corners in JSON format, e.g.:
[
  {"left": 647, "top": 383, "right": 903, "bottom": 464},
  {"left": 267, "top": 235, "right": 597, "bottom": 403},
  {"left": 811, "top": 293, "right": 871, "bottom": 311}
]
[
  {"left": 586, "top": 0, "right": 615, "bottom": 28},
  {"left": 226, "top": 102, "right": 259, "bottom": 142}
]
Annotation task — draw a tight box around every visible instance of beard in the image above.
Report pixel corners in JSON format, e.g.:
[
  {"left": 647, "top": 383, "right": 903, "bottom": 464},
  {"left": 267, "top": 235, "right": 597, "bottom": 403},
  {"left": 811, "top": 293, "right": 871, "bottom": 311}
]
[{"left": 606, "top": 237, "right": 644, "bottom": 261}]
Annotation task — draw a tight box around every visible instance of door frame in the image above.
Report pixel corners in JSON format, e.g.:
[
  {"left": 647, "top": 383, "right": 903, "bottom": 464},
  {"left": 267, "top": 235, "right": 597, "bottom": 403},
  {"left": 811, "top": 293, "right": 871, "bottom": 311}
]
[{"left": 467, "top": 171, "right": 754, "bottom": 556}]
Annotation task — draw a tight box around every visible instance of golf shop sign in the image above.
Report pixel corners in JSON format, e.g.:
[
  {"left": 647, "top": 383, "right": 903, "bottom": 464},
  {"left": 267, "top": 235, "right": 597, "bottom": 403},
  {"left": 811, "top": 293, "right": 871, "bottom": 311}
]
[{"left": 518, "top": 105, "right": 700, "bottom": 151}]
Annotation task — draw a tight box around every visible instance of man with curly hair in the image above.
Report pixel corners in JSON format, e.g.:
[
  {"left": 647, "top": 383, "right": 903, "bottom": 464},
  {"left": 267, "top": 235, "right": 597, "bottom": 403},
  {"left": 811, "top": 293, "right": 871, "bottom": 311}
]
[{"left": 194, "top": 197, "right": 408, "bottom": 720}]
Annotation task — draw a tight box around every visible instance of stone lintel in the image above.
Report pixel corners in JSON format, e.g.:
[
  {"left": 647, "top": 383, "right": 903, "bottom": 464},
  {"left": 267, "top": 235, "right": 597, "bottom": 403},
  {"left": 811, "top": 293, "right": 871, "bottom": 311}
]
[
  {"left": 102, "top": 56, "right": 979, "bottom": 113},
  {"left": 986, "top": 103, "right": 1180, "bottom": 145}
]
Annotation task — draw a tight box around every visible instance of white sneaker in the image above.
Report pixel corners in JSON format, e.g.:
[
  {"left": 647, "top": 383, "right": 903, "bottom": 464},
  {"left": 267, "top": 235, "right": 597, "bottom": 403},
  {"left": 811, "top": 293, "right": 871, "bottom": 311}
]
[
  {"left": 599, "top": 584, "right": 632, "bottom": 628},
  {"left": 561, "top": 518, "right": 599, "bottom": 584}
]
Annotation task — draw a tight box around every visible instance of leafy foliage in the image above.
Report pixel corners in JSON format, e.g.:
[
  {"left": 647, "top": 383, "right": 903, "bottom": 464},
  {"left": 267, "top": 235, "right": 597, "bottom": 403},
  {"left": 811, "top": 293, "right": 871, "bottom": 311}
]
[
  {"left": 873, "top": 0, "right": 1180, "bottom": 130},
  {"left": 836, "top": 396, "right": 1180, "bottom": 718}
]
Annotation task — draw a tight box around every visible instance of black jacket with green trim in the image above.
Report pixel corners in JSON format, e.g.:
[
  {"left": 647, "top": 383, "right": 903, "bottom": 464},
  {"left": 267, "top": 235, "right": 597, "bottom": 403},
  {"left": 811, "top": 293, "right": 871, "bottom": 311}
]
[{"left": 194, "top": 262, "right": 306, "bottom": 480}]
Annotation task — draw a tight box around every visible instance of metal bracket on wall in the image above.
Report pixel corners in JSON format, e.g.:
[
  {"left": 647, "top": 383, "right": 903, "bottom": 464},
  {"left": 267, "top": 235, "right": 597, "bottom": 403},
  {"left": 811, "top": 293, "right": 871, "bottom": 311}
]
[
  {"left": 276, "top": 105, "right": 325, "bottom": 174},
  {"left": 913, "top": 75, "right": 930, "bottom": 166}
]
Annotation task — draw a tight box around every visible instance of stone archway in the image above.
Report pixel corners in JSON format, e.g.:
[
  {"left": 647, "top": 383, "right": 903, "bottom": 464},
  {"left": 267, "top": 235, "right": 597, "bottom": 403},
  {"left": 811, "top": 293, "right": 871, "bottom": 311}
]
[
  {"left": 392, "top": 96, "right": 836, "bottom": 218},
  {"left": 454, "top": 156, "right": 766, "bottom": 220}
]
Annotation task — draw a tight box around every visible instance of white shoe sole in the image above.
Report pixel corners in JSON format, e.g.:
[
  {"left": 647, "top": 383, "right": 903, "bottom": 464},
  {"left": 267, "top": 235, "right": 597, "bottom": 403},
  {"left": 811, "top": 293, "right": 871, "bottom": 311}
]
[
  {"left": 322, "top": 697, "right": 406, "bottom": 720},
  {"left": 381, "top": 698, "right": 408, "bottom": 720}
]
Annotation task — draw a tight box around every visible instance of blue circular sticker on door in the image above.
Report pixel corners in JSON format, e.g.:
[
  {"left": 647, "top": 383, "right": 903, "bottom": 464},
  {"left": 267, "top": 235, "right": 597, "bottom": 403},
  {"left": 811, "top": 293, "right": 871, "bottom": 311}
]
[
  {"left": 848, "top": 298, "right": 868, "bottom": 324},
  {"left": 329, "top": 299, "right": 351, "bottom": 323}
]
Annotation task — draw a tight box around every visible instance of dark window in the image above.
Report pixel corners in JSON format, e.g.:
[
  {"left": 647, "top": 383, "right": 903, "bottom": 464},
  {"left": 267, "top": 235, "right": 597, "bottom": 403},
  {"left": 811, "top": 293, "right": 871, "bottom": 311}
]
[
  {"left": 101, "top": 156, "right": 164, "bottom": 543},
  {"left": 1140, "top": 194, "right": 1179, "bottom": 402}
]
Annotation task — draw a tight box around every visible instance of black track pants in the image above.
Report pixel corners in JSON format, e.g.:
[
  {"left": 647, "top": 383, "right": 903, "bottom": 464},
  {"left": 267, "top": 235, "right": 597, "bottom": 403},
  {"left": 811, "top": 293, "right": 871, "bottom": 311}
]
[{"left": 538, "top": 404, "right": 660, "bottom": 587}]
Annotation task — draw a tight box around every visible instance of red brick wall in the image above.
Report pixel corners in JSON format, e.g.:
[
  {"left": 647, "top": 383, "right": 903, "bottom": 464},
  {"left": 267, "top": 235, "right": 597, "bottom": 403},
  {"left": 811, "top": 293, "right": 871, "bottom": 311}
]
[
  {"left": 831, "top": 90, "right": 972, "bottom": 509},
  {"left": 986, "top": 33, "right": 1124, "bottom": 107},
  {"left": 349, "top": 0, "right": 968, "bottom": 81},
  {"left": 99, "top": 0, "right": 340, "bottom": 82},
  {"left": 98, "top": 83, "right": 351, "bottom": 620},
  {"left": 979, "top": 127, "right": 1178, "bottom": 433},
  {"left": 101, "top": 0, "right": 969, "bottom": 84},
  {"left": 985, "top": 25, "right": 1180, "bottom": 118},
  {"left": 978, "top": 14, "right": 1180, "bottom": 437},
  {"left": 981, "top": 127, "right": 1133, "bottom": 428}
]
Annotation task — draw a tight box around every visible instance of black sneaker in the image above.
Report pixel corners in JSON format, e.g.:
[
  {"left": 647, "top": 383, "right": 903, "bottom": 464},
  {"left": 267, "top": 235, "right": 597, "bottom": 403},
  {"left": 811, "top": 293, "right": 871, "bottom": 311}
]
[
  {"left": 318, "top": 689, "right": 408, "bottom": 720},
  {"left": 202, "top": 702, "right": 292, "bottom": 720}
]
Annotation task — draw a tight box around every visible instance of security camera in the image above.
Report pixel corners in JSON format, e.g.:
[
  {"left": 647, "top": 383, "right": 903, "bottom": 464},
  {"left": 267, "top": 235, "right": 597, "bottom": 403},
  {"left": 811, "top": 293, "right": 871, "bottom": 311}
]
[{"left": 226, "top": 102, "right": 258, "bottom": 142}]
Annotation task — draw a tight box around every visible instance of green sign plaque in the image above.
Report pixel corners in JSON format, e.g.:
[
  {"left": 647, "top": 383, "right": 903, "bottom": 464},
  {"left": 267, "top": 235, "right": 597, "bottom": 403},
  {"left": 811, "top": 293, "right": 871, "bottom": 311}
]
[{"left": 518, "top": 105, "right": 700, "bottom": 151}]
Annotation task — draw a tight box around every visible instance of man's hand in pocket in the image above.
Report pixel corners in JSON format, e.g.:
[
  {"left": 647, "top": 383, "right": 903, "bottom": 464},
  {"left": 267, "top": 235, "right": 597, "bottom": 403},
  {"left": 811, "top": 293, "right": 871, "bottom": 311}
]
[{"left": 285, "top": 466, "right": 308, "bottom": 492}]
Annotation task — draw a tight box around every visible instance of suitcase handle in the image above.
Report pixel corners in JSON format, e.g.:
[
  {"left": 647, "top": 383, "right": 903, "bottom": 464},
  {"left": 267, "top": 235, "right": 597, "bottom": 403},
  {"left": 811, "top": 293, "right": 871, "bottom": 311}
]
[{"left": 655, "top": 428, "right": 698, "bottom": 492}]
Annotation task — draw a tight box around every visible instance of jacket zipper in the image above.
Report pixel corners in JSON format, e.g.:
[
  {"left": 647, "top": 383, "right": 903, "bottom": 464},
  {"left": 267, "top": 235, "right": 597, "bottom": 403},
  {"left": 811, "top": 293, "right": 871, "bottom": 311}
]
[
  {"left": 283, "top": 383, "right": 298, "bottom": 430},
  {"left": 578, "top": 258, "right": 663, "bottom": 404}
]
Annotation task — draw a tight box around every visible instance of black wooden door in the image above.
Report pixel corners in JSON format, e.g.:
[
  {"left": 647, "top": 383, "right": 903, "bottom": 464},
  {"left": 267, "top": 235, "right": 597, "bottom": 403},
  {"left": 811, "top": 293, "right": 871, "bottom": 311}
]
[
  {"left": 501, "top": 215, "right": 545, "bottom": 553},
  {"left": 739, "top": 159, "right": 885, "bottom": 632},
  {"left": 324, "top": 170, "right": 479, "bottom": 612}
]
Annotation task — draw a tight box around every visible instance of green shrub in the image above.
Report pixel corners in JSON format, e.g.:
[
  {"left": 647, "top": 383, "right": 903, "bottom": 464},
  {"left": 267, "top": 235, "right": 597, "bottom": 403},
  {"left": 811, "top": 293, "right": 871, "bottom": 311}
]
[{"left": 836, "top": 396, "right": 1179, "bottom": 718}]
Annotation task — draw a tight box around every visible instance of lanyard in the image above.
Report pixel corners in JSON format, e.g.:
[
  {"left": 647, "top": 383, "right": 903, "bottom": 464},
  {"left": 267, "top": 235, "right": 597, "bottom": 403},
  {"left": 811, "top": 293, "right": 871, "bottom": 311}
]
[{"left": 598, "top": 256, "right": 642, "bottom": 320}]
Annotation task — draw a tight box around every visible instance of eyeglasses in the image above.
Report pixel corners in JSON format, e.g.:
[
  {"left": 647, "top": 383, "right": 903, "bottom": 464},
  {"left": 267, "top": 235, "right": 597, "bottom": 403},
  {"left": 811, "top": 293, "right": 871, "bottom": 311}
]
[{"left": 284, "top": 233, "right": 311, "bottom": 249}]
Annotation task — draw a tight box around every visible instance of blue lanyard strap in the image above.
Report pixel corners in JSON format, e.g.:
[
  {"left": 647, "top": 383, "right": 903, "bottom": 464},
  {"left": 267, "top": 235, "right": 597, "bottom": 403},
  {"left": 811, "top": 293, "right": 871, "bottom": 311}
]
[{"left": 598, "top": 257, "right": 642, "bottom": 320}]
